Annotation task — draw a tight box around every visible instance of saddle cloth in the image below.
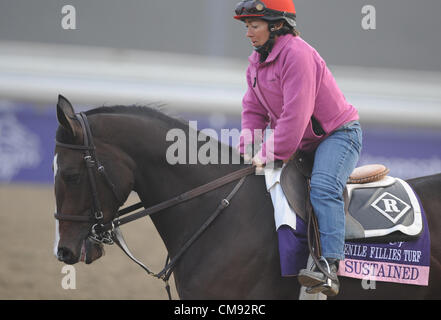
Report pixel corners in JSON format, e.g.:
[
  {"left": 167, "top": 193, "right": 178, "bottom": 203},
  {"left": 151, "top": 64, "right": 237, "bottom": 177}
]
[
  {"left": 344, "top": 176, "right": 423, "bottom": 241},
  {"left": 275, "top": 156, "right": 423, "bottom": 242},
  {"left": 267, "top": 158, "right": 431, "bottom": 286},
  {"left": 277, "top": 208, "right": 431, "bottom": 286}
]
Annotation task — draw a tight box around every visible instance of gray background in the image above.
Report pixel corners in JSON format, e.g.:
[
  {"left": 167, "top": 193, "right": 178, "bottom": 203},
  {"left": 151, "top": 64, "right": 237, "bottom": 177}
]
[
  {"left": 1, "top": 1, "right": 441, "bottom": 300},
  {"left": 1, "top": 0, "right": 440, "bottom": 71}
]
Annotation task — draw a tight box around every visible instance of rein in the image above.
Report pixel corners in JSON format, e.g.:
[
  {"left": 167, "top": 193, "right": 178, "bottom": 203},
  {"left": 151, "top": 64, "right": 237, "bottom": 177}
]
[
  {"left": 113, "top": 173, "right": 250, "bottom": 299},
  {"left": 97, "top": 166, "right": 255, "bottom": 233},
  {"left": 54, "top": 112, "right": 255, "bottom": 299}
]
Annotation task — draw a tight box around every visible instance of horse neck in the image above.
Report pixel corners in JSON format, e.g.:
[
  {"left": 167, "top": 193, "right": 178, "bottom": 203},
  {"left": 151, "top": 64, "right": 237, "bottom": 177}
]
[{"left": 98, "top": 112, "right": 246, "bottom": 253}]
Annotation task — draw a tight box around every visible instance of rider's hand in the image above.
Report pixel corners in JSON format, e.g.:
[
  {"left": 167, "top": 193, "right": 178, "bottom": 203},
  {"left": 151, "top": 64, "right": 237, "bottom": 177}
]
[
  {"left": 252, "top": 155, "right": 264, "bottom": 167},
  {"left": 252, "top": 155, "right": 265, "bottom": 174},
  {"left": 243, "top": 153, "right": 253, "bottom": 163}
]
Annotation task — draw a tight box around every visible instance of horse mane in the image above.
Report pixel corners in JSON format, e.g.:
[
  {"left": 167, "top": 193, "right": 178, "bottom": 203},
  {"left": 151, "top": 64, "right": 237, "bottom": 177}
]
[
  {"left": 85, "top": 104, "right": 189, "bottom": 130},
  {"left": 56, "top": 104, "right": 188, "bottom": 143},
  {"left": 86, "top": 105, "right": 239, "bottom": 153},
  {"left": 57, "top": 105, "right": 236, "bottom": 154}
]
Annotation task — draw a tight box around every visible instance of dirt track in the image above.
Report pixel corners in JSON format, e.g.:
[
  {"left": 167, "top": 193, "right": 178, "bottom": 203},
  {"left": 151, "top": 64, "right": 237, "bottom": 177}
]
[{"left": 0, "top": 184, "right": 177, "bottom": 299}]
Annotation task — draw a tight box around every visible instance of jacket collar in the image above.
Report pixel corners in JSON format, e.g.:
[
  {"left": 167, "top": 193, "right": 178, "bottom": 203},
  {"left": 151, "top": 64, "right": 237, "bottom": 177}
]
[{"left": 248, "top": 34, "right": 293, "bottom": 65}]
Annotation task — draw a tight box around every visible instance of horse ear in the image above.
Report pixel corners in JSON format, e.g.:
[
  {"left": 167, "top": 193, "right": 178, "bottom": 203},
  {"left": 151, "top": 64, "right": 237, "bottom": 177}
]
[{"left": 57, "top": 95, "right": 81, "bottom": 137}]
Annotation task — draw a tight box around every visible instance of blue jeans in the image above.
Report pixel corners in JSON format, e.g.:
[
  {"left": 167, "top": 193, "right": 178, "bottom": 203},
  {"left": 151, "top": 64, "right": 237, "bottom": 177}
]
[{"left": 309, "top": 121, "right": 362, "bottom": 260}]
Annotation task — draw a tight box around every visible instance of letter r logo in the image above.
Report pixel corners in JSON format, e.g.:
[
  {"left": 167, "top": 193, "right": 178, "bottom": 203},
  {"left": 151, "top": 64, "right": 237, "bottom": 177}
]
[
  {"left": 381, "top": 199, "right": 400, "bottom": 213},
  {"left": 371, "top": 192, "right": 411, "bottom": 224}
]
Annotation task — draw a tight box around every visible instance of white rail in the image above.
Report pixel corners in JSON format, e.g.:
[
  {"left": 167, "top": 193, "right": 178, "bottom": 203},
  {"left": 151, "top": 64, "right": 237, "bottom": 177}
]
[{"left": 1, "top": 41, "right": 440, "bottom": 127}]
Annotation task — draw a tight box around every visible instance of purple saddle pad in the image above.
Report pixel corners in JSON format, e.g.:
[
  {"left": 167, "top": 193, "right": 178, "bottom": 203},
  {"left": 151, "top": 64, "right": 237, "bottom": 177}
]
[{"left": 277, "top": 193, "right": 430, "bottom": 286}]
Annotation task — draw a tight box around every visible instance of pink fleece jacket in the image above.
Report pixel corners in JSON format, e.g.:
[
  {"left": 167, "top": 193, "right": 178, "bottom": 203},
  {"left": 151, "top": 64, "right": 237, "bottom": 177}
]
[{"left": 238, "top": 34, "right": 359, "bottom": 163}]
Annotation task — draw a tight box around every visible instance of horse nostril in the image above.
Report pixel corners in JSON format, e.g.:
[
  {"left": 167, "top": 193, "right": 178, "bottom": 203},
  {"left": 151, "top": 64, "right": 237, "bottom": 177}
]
[{"left": 57, "top": 247, "right": 74, "bottom": 263}]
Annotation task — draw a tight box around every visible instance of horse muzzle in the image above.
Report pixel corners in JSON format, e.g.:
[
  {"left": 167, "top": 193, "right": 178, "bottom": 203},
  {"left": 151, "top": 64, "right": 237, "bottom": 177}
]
[
  {"left": 57, "top": 238, "right": 104, "bottom": 265},
  {"left": 57, "top": 246, "right": 78, "bottom": 265}
]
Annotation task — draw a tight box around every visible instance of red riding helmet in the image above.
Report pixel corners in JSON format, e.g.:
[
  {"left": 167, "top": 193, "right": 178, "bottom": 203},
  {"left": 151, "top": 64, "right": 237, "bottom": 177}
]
[{"left": 234, "top": 0, "right": 296, "bottom": 27}]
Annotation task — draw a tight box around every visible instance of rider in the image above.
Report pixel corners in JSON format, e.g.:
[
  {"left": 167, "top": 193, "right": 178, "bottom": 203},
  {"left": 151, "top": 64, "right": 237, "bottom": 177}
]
[{"left": 234, "top": 0, "right": 362, "bottom": 296}]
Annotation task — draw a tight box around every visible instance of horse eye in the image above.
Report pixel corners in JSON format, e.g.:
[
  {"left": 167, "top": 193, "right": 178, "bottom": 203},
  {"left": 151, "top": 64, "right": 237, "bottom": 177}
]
[{"left": 63, "top": 173, "right": 81, "bottom": 184}]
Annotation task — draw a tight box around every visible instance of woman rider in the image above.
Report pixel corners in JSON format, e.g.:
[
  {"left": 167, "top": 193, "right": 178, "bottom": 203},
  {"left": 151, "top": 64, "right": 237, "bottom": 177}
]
[{"left": 234, "top": 0, "right": 362, "bottom": 296}]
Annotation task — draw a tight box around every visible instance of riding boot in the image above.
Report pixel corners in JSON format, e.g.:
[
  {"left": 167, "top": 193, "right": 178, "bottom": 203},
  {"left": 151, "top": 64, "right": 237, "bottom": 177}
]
[{"left": 298, "top": 258, "right": 340, "bottom": 296}]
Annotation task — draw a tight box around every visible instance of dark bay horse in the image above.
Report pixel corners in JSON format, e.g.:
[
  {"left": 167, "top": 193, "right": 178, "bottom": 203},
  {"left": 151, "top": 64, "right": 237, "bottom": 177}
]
[{"left": 53, "top": 96, "right": 441, "bottom": 299}]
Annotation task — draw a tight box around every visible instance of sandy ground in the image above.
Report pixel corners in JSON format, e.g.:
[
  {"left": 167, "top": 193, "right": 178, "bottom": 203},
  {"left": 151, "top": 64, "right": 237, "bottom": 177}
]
[{"left": 0, "top": 184, "right": 177, "bottom": 299}]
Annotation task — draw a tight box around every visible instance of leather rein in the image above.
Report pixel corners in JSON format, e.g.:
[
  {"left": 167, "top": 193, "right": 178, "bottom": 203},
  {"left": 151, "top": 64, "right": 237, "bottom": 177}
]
[{"left": 54, "top": 112, "right": 255, "bottom": 299}]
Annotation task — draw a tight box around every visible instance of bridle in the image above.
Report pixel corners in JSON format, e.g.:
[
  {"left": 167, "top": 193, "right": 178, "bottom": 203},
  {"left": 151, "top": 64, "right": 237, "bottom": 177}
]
[
  {"left": 54, "top": 112, "right": 123, "bottom": 244},
  {"left": 54, "top": 112, "right": 256, "bottom": 299}
]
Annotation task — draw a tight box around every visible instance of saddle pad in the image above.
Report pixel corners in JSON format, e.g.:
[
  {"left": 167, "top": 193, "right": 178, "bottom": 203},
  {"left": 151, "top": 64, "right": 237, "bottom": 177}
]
[
  {"left": 338, "top": 193, "right": 430, "bottom": 286},
  {"left": 345, "top": 177, "right": 423, "bottom": 241},
  {"left": 277, "top": 193, "right": 430, "bottom": 286},
  {"left": 277, "top": 159, "right": 422, "bottom": 241},
  {"left": 265, "top": 167, "right": 297, "bottom": 231}
]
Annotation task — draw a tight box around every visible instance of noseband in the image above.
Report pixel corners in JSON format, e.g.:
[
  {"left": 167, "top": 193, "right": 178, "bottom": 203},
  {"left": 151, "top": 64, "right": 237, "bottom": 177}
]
[{"left": 54, "top": 112, "right": 122, "bottom": 244}]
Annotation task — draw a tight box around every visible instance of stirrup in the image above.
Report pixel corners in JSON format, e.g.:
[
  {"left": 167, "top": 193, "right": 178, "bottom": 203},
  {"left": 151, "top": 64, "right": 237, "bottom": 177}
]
[
  {"left": 305, "top": 257, "right": 339, "bottom": 295},
  {"left": 319, "top": 256, "right": 332, "bottom": 288}
]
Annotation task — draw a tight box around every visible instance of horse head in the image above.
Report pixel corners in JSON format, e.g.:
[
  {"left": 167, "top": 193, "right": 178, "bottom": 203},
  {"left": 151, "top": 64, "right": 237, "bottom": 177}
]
[{"left": 53, "top": 95, "right": 135, "bottom": 264}]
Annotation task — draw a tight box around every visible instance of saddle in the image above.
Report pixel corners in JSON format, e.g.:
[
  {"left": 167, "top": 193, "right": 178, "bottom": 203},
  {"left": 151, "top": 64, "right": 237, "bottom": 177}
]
[{"left": 280, "top": 152, "right": 423, "bottom": 242}]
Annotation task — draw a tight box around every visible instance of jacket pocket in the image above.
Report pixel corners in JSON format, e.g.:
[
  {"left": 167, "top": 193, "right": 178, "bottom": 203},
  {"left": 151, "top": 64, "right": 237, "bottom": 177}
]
[
  {"left": 311, "top": 116, "right": 326, "bottom": 136},
  {"left": 303, "top": 120, "right": 324, "bottom": 142}
]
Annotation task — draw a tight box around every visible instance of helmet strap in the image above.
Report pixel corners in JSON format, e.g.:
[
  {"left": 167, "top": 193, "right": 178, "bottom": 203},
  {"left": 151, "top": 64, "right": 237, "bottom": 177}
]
[{"left": 255, "top": 23, "right": 277, "bottom": 63}]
